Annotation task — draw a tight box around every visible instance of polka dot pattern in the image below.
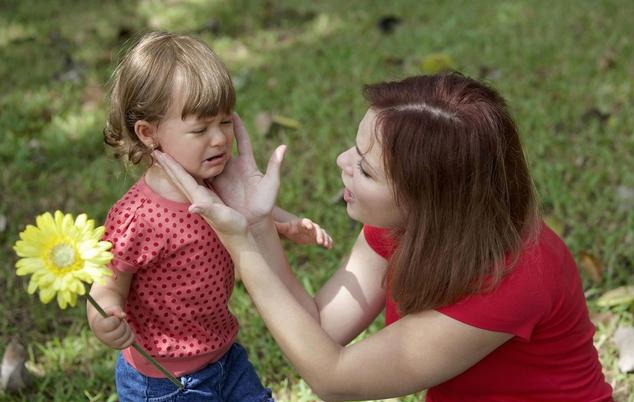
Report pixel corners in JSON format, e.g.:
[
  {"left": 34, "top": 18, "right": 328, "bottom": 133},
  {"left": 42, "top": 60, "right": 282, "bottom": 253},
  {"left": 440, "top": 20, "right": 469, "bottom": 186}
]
[{"left": 104, "top": 179, "right": 238, "bottom": 360}]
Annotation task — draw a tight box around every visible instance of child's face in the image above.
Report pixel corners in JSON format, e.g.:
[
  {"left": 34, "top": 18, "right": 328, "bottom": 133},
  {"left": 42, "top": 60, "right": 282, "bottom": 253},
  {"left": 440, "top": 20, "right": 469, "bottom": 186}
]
[{"left": 154, "top": 92, "right": 234, "bottom": 182}]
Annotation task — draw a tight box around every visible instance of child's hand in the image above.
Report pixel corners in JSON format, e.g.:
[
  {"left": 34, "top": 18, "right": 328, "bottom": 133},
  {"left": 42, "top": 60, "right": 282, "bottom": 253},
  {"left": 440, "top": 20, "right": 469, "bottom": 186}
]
[
  {"left": 89, "top": 305, "right": 135, "bottom": 350},
  {"left": 275, "top": 218, "right": 333, "bottom": 249}
]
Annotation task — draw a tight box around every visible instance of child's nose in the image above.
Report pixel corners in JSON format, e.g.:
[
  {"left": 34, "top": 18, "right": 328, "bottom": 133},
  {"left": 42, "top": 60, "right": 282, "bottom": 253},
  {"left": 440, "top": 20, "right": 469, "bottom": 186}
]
[{"left": 208, "top": 126, "right": 227, "bottom": 147}]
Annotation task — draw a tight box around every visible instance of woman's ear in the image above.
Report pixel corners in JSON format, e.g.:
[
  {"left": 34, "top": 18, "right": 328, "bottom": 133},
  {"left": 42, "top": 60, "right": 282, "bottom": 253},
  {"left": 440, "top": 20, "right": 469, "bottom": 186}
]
[{"left": 134, "top": 120, "right": 157, "bottom": 148}]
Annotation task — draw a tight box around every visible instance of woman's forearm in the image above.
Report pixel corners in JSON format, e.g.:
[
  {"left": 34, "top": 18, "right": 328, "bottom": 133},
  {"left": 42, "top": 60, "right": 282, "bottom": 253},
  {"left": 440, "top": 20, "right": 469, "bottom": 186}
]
[
  {"left": 228, "top": 235, "right": 345, "bottom": 398},
  {"left": 248, "top": 216, "right": 320, "bottom": 321}
]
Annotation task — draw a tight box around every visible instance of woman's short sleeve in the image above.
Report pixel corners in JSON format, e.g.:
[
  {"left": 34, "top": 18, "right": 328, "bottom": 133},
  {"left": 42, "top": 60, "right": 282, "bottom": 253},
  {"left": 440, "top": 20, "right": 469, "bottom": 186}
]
[{"left": 363, "top": 225, "right": 395, "bottom": 260}]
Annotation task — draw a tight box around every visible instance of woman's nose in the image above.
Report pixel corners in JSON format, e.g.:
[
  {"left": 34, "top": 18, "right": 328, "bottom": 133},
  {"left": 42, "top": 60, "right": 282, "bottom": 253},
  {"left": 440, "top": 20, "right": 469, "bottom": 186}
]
[{"left": 336, "top": 148, "right": 354, "bottom": 176}]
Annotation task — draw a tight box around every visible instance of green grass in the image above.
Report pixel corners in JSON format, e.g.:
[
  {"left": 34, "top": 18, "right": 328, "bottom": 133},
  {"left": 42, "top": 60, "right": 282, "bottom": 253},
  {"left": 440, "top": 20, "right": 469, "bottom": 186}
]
[{"left": 1, "top": 0, "right": 633, "bottom": 401}]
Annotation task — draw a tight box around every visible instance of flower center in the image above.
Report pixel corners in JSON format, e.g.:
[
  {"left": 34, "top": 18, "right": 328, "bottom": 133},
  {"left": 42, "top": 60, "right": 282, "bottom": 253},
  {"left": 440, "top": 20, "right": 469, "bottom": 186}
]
[{"left": 50, "top": 243, "right": 76, "bottom": 268}]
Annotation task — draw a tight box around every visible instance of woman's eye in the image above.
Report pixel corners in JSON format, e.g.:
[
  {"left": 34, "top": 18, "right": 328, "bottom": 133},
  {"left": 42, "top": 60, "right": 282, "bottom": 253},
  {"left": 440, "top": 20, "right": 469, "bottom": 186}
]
[
  {"left": 357, "top": 160, "right": 370, "bottom": 177},
  {"left": 220, "top": 120, "right": 232, "bottom": 125},
  {"left": 193, "top": 128, "right": 206, "bottom": 134}
]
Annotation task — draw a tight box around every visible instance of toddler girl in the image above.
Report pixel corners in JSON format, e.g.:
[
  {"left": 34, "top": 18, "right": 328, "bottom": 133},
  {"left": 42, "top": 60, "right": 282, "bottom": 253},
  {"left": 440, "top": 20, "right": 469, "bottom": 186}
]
[{"left": 87, "top": 31, "right": 329, "bottom": 402}]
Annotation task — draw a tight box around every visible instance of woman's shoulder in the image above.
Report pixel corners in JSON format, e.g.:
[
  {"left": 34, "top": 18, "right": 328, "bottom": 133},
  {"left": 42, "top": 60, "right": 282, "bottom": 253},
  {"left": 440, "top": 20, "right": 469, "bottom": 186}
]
[
  {"left": 513, "top": 222, "right": 578, "bottom": 287},
  {"left": 362, "top": 224, "right": 396, "bottom": 259}
]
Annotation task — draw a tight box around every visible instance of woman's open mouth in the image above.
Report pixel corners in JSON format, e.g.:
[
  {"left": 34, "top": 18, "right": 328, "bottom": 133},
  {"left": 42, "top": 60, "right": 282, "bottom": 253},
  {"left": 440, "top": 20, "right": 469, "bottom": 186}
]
[{"left": 343, "top": 188, "right": 354, "bottom": 202}]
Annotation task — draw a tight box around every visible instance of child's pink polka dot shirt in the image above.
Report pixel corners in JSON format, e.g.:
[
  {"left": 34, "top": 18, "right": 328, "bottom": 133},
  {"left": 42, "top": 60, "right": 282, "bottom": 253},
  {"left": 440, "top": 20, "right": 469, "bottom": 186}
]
[{"left": 103, "top": 177, "right": 238, "bottom": 377}]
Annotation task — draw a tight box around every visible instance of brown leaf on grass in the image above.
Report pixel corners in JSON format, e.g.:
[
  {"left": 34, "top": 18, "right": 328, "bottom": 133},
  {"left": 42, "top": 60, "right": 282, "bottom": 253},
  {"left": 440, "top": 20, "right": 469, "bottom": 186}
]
[
  {"left": 613, "top": 326, "right": 634, "bottom": 373},
  {"left": 596, "top": 286, "right": 634, "bottom": 308},
  {"left": 254, "top": 111, "right": 273, "bottom": 137},
  {"left": 598, "top": 49, "right": 616, "bottom": 71},
  {"left": 589, "top": 310, "right": 615, "bottom": 328},
  {"left": 579, "top": 251, "right": 604, "bottom": 283},
  {"left": 254, "top": 112, "right": 301, "bottom": 137},
  {"left": 271, "top": 114, "right": 301, "bottom": 129},
  {"left": 420, "top": 53, "right": 454, "bottom": 74},
  {"left": 0, "top": 339, "right": 31, "bottom": 392},
  {"left": 616, "top": 186, "right": 634, "bottom": 210}
]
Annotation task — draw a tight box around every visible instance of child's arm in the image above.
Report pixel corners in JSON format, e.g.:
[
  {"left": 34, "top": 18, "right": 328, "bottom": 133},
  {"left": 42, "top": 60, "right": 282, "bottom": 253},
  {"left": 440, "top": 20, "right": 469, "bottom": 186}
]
[
  {"left": 87, "top": 270, "right": 135, "bottom": 350},
  {"left": 272, "top": 206, "right": 333, "bottom": 249}
]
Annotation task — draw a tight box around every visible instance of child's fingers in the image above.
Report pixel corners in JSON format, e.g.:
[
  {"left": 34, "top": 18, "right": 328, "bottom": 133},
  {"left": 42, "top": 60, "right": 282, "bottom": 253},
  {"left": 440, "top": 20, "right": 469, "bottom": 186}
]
[
  {"left": 325, "top": 233, "right": 334, "bottom": 249},
  {"left": 315, "top": 225, "right": 324, "bottom": 245},
  {"left": 91, "top": 305, "right": 127, "bottom": 333},
  {"left": 104, "top": 305, "right": 126, "bottom": 319},
  {"left": 300, "top": 218, "right": 314, "bottom": 230},
  {"left": 275, "top": 221, "right": 289, "bottom": 232},
  {"left": 319, "top": 229, "right": 333, "bottom": 249},
  {"left": 110, "top": 323, "right": 135, "bottom": 349}
]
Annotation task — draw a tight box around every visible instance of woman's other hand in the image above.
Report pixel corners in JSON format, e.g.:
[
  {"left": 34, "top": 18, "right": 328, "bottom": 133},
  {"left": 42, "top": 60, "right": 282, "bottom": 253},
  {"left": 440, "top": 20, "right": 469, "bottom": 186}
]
[
  {"left": 153, "top": 150, "right": 249, "bottom": 236},
  {"left": 210, "top": 113, "right": 287, "bottom": 226}
]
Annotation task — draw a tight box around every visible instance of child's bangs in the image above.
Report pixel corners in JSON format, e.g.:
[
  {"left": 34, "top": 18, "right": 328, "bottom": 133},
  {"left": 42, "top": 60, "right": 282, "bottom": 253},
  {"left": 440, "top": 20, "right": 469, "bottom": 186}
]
[{"left": 179, "top": 64, "right": 235, "bottom": 119}]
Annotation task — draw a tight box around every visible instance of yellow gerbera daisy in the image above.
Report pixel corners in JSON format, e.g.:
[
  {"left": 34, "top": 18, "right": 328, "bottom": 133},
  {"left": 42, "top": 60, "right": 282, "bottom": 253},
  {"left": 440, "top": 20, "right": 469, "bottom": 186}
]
[{"left": 13, "top": 211, "right": 113, "bottom": 309}]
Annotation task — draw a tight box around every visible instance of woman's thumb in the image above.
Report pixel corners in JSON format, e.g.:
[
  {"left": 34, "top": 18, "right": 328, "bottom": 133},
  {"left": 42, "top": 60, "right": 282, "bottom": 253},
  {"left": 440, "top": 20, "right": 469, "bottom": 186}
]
[{"left": 265, "top": 144, "right": 287, "bottom": 181}]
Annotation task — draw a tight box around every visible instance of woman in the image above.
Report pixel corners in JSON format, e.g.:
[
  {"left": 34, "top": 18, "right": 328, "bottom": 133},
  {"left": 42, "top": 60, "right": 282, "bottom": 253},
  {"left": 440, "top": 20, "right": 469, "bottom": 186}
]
[{"left": 154, "top": 73, "right": 613, "bottom": 401}]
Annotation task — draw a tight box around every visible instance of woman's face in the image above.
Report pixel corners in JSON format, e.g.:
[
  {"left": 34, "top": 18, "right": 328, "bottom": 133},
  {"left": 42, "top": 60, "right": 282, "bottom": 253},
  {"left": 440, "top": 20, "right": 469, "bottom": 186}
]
[{"left": 336, "top": 108, "right": 403, "bottom": 228}]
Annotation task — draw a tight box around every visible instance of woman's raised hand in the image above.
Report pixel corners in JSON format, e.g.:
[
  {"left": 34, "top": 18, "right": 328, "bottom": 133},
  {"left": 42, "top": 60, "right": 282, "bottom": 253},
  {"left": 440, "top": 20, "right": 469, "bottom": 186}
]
[
  {"left": 153, "top": 150, "right": 250, "bottom": 236},
  {"left": 153, "top": 113, "right": 286, "bottom": 234},
  {"left": 210, "top": 113, "right": 286, "bottom": 226}
]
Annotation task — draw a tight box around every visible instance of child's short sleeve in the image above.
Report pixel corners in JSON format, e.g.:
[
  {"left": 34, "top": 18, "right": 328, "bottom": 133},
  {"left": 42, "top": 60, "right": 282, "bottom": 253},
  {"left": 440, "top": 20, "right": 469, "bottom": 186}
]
[{"left": 103, "top": 209, "right": 165, "bottom": 273}]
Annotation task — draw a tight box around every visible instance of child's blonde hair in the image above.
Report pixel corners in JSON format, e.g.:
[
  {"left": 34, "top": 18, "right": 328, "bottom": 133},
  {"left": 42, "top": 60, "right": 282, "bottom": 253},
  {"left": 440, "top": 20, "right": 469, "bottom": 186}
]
[{"left": 104, "top": 31, "right": 235, "bottom": 164}]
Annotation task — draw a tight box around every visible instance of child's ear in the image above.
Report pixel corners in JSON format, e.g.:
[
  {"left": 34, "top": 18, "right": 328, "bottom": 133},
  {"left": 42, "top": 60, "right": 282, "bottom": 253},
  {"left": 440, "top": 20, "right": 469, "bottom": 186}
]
[{"left": 134, "top": 120, "right": 157, "bottom": 147}]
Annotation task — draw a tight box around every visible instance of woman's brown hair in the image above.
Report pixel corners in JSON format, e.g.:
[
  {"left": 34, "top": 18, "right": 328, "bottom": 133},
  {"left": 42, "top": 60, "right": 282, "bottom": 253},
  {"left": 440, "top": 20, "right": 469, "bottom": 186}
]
[
  {"left": 364, "top": 72, "right": 539, "bottom": 314},
  {"left": 104, "top": 31, "right": 235, "bottom": 165}
]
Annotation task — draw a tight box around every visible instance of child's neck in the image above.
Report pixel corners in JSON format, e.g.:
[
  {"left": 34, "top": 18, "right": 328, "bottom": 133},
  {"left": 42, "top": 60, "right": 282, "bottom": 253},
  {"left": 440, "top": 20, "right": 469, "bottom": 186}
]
[{"left": 144, "top": 164, "right": 190, "bottom": 203}]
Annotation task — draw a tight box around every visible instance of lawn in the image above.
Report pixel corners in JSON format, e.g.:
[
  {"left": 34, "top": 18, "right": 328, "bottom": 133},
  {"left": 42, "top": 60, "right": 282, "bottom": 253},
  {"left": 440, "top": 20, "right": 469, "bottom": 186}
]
[{"left": 1, "top": 0, "right": 633, "bottom": 401}]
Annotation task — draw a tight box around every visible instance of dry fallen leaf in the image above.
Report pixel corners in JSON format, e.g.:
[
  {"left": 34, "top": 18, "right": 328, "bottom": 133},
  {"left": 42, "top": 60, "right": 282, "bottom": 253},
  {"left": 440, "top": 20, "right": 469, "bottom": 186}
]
[
  {"left": 0, "top": 339, "right": 31, "bottom": 392},
  {"left": 596, "top": 286, "right": 634, "bottom": 308},
  {"left": 613, "top": 326, "right": 634, "bottom": 373},
  {"left": 589, "top": 310, "right": 615, "bottom": 328},
  {"left": 271, "top": 114, "right": 301, "bottom": 129},
  {"left": 578, "top": 251, "right": 604, "bottom": 283},
  {"left": 254, "top": 111, "right": 273, "bottom": 136},
  {"left": 616, "top": 186, "right": 634, "bottom": 210},
  {"left": 420, "top": 53, "right": 454, "bottom": 74}
]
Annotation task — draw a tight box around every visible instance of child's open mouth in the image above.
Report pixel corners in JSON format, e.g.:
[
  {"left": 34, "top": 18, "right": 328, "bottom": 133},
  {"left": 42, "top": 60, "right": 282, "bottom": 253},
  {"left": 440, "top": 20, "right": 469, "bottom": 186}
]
[{"left": 203, "top": 153, "right": 226, "bottom": 166}]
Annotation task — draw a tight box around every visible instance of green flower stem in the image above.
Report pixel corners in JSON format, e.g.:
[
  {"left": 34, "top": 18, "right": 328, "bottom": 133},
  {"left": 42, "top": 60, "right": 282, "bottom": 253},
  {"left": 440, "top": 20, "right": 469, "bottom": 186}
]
[{"left": 86, "top": 293, "right": 184, "bottom": 389}]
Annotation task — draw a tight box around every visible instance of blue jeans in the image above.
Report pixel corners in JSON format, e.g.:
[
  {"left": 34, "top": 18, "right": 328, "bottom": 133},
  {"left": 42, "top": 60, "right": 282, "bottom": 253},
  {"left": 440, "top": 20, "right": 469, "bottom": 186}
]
[{"left": 115, "top": 343, "right": 274, "bottom": 402}]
